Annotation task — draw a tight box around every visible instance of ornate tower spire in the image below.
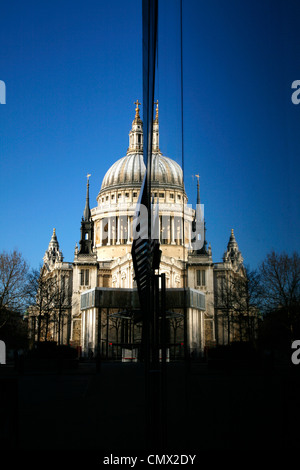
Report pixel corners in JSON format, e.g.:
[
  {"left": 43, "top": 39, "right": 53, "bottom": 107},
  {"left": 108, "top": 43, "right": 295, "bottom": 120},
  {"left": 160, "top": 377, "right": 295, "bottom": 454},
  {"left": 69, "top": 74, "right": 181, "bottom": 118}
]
[
  {"left": 195, "top": 174, "right": 200, "bottom": 205},
  {"left": 152, "top": 99, "right": 160, "bottom": 152},
  {"left": 83, "top": 173, "right": 91, "bottom": 222},
  {"left": 223, "top": 228, "right": 243, "bottom": 268},
  {"left": 154, "top": 99, "right": 159, "bottom": 123},
  {"left": 128, "top": 100, "right": 143, "bottom": 153},
  {"left": 43, "top": 228, "right": 63, "bottom": 267},
  {"left": 78, "top": 175, "right": 94, "bottom": 255},
  {"left": 50, "top": 228, "right": 58, "bottom": 247}
]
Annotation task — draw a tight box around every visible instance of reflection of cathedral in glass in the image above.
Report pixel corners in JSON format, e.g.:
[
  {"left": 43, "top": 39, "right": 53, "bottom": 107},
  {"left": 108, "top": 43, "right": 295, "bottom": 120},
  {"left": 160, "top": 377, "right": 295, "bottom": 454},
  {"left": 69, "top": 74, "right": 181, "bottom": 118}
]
[
  {"left": 29, "top": 101, "right": 246, "bottom": 359},
  {"left": 93, "top": 100, "right": 190, "bottom": 260}
]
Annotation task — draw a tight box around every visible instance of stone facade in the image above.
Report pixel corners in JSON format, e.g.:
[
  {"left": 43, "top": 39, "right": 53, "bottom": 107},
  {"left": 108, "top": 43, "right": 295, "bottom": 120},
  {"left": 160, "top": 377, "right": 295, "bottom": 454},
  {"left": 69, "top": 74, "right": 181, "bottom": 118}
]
[
  {"left": 29, "top": 101, "right": 249, "bottom": 358},
  {"left": 28, "top": 229, "right": 73, "bottom": 346}
]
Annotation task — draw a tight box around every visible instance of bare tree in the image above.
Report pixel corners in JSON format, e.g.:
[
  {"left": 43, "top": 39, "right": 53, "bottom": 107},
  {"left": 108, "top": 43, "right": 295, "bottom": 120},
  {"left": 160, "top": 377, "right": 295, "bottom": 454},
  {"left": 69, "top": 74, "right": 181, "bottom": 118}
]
[
  {"left": 27, "top": 267, "right": 73, "bottom": 344},
  {"left": 216, "top": 267, "right": 261, "bottom": 344},
  {"left": 216, "top": 271, "right": 235, "bottom": 344},
  {"left": 27, "top": 268, "right": 58, "bottom": 342},
  {"left": 26, "top": 268, "right": 43, "bottom": 342},
  {"left": 169, "top": 313, "right": 184, "bottom": 359},
  {"left": 230, "top": 267, "right": 262, "bottom": 342},
  {"left": 259, "top": 251, "right": 300, "bottom": 338},
  {"left": 169, "top": 313, "right": 183, "bottom": 344},
  {"left": 109, "top": 316, "right": 122, "bottom": 344},
  {"left": 0, "top": 250, "right": 30, "bottom": 328},
  {"left": 51, "top": 272, "right": 73, "bottom": 346}
]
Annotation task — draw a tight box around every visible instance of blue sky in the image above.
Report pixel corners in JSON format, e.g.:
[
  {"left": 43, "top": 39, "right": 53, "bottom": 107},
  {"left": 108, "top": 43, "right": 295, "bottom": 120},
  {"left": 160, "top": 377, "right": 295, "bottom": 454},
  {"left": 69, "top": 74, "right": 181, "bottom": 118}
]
[{"left": 1, "top": 0, "right": 299, "bottom": 271}]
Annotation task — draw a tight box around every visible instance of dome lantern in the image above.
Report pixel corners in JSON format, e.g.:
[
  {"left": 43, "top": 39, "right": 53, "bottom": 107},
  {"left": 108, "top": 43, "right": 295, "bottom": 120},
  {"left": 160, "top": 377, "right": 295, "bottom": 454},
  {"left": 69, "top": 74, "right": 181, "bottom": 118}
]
[
  {"left": 97, "top": 101, "right": 186, "bottom": 202},
  {"left": 128, "top": 100, "right": 143, "bottom": 154}
]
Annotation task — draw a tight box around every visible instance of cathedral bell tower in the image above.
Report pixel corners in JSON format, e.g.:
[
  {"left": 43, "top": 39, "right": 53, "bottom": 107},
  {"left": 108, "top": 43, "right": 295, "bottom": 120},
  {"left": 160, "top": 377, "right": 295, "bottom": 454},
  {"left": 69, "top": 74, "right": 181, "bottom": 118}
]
[
  {"left": 43, "top": 228, "right": 64, "bottom": 268},
  {"left": 152, "top": 100, "right": 161, "bottom": 153},
  {"left": 127, "top": 99, "right": 161, "bottom": 154},
  {"left": 223, "top": 229, "right": 243, "bottom": 270},
  {"left": 128, "top": 100, "right": 143, "bottom": 154},
  {"left": 78, "top": 174, "right": 94, "bottom": 255}
]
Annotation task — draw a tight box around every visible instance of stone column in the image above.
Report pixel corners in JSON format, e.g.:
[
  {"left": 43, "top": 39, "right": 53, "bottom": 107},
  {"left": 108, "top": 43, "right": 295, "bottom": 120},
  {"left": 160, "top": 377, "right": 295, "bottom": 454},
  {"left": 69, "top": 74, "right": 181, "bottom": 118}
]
[
  {"left": 127, "top": 215, "right": 131, "bottom": 244},
  {"left": 176, "top": 217, "right": 181, "bottom": 246},
  {"left": 100, "top": 219, "right": 103, "bottom": 246},
  {"left": 159, "top": 215, "right": 162, "bottom": 243},
  {"left": 107, "top": 217, "right": 111, "bottom": 246},
  {"left": 116, "top": 216, "right": 120, "bottom": 244},
  {"left": 171, "top": 216, "right": 175, "bottom": 244}
]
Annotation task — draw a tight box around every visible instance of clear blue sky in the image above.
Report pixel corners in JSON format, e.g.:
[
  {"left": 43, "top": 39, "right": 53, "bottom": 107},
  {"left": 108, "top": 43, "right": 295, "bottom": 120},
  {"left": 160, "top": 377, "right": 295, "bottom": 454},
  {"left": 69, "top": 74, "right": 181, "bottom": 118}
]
[{"left": 1, "top": 0, "right": 299, "bottom": 271}]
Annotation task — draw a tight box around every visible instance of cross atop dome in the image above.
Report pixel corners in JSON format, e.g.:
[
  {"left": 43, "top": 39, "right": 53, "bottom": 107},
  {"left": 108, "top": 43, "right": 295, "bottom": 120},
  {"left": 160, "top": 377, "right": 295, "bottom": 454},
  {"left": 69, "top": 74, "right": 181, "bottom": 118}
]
[
  {"left": 133, "top": 99, "right": 142, "bottom": 125},
  {"left": 134, "top": 99, "right": 141, "bottom": 117}
]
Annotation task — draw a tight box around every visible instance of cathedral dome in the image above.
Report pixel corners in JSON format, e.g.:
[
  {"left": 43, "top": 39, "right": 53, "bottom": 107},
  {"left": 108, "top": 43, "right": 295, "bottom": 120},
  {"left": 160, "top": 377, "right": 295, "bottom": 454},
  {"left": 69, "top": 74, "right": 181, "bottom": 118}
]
[
  {"left": 100, "top": 152, "right": 184, "bottom": 194},
  {"left": 98, "top": 101, "right": 186, "bottom": 201}
]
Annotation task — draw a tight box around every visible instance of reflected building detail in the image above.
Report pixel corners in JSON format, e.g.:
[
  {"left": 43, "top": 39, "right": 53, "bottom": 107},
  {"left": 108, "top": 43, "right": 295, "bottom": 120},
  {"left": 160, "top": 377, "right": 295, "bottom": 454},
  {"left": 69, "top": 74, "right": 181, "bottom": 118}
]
[{"left": 28, "top": 101, "right": 248, "bottom": 358}]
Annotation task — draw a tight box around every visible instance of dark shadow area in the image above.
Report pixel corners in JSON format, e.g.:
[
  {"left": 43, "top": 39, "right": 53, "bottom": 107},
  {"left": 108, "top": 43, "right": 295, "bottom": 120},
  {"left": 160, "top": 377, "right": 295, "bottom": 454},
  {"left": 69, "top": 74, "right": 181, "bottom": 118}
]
[{"left": 1, "top": 351, "right": 300, "bottom": 454}]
